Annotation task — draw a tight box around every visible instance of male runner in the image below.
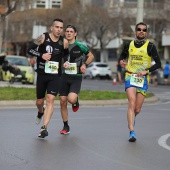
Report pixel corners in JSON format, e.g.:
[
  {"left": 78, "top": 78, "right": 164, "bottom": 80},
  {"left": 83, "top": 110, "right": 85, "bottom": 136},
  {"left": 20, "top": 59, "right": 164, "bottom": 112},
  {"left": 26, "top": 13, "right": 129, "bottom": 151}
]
[
  {"left": 27, "top": 18, "right": 69, "bottom": 138},
  {"left": 119, "top": 22, "right": 161, "bottom": 142},
  {"left": 59, "top": 25, "right": 94, "bottom": 134}
]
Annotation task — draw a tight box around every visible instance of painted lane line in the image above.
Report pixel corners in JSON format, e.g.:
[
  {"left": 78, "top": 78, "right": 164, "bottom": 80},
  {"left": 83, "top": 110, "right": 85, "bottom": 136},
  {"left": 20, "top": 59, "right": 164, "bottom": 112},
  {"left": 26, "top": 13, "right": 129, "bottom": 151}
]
[{"left": 158, "top": 134, "right": 170, "bottom": 151}]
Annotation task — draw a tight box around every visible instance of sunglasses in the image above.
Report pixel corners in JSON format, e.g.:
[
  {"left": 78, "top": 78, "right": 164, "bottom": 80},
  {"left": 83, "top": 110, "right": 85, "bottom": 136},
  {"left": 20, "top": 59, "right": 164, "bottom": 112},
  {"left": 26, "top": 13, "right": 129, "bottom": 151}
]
[{"left": 136, "top": 28, "right": 147, "bottom": 32}]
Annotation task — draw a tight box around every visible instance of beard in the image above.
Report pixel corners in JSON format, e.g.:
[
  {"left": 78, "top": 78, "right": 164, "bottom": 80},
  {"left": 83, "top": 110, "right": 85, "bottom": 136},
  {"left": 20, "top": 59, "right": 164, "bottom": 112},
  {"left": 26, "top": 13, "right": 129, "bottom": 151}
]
[
  {"left": 135, "top": 35, "right": 146, "bottom": 44},
  {"left": 136, "top": 35, "right": 145, "bottom": 40}
]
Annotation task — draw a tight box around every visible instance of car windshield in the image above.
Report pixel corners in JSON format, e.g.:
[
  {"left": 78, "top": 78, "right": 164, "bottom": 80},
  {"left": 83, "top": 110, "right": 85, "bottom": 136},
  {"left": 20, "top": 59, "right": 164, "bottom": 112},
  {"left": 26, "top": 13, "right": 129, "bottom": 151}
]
[
  {"left": 6, "top": 57, "right": 30, "bottom": 66},
  {"left": 96, "top": 64, "right": 108, "bottom": 67}
]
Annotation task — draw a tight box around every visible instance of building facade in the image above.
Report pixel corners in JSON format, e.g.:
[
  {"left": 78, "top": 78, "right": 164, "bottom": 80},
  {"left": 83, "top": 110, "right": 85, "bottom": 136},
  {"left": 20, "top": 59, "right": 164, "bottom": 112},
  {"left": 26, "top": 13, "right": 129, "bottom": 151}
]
[{"left": 2, "top": 0, "right": 170, "bottom": 63}]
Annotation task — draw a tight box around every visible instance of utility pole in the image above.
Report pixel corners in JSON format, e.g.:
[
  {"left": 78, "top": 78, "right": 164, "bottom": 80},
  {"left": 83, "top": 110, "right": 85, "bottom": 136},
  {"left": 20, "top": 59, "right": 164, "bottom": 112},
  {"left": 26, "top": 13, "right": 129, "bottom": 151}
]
[
  {"left": 131, "top": 0, "right": 144, "bottom": 32},
  {"left": 136, "top": 0, "right": 144, "bottom": 24},
  {"left": 4, "top": 15, "right": 8, "bottom": 52}
]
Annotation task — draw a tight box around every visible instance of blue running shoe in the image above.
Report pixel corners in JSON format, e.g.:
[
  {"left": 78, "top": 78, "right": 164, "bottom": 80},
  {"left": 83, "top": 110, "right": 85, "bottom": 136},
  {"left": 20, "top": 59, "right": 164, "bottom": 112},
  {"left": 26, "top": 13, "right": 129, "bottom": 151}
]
[{"left": 129, "top": 131, "right": 136, "bottom": 142}]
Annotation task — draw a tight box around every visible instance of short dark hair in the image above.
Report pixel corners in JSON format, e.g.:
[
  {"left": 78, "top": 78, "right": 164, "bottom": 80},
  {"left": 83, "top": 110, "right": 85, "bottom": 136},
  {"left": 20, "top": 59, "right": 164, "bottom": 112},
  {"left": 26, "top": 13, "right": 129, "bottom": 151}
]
[
  {"left": 65, "top": 24, "right": 77, "bottom": 32},
  {"left": 135, "top": 22, "right": 147, "bottom": 31},
  {"left": 52, "top": 18, "right": 63, "bottom": 25}
]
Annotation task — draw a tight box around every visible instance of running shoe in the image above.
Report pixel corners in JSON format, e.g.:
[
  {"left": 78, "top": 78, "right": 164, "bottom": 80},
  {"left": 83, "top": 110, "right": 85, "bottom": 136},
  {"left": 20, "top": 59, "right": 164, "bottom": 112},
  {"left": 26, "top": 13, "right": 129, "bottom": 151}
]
[
  {"left": 35, "top": 105, "right": 46, "bottom": 125},
  {"left": 129, "top": 131, "right": 136, "bottom": 142},
  {"left": 60, "top": 126, "right": 70, "bottom": 135},
  {"left": 38, "top": 126, "right": 48, "bottom": 138},
  {"left": 72, "top": 97, "right": 79, "bottom": 112}
]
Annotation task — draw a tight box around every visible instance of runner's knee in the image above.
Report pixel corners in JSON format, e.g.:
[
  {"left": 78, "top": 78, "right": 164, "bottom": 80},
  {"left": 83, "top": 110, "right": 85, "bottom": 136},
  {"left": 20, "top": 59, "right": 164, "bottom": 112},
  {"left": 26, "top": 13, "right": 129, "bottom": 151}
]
[
  {"left": 46, "top": 95, "right": 55, "bottom": 105},
  {"left": 68, "top": 97, "right": 77, "bottom": 104},
  {"left": 36, "top": 99, "right": 44, "bottom": 106},
  {"left": 135, "top": 107, "right": 141, "bottom": 114},
  {"left": 60, "top": 99, "right": 67, "bottom": 108},
  {"left": 68, "top": 93, "right": 77, "bottom": 104},
  {"left": 129, "top": 100, "right": 136, "bottom": 110}
]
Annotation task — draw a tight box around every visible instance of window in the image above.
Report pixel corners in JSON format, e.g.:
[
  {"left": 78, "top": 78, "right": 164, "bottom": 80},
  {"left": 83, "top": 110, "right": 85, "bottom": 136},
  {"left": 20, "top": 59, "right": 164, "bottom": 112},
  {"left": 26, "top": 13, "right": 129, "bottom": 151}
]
[
  {"left": 145, "top": 0, "right": 159, "bottom": 2},
  {"left": 124, "top": 0, "right": 136, "bottom": 2},
  {"left": 19, "top": 1, "right": 25, "bottom": 11},
  {"left": 125, "top": 0, "right": 159, "bottom": 2},
  {"left": 51, "top": 0, "right": 62, "bottom": 8},
  {"left": 36, "top": 0, "right": 46, "bottom": 8},
  {"left": 33, "top": 0, "right": 62, "bottom": 9}
]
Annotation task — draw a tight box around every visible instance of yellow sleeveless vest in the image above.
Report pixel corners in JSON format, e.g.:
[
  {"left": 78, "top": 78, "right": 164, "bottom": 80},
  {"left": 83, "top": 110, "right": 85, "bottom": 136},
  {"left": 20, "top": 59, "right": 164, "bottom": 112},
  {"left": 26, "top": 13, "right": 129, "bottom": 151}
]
[{"left": 125, "top": 40, "right": 151, "bottom": 81}]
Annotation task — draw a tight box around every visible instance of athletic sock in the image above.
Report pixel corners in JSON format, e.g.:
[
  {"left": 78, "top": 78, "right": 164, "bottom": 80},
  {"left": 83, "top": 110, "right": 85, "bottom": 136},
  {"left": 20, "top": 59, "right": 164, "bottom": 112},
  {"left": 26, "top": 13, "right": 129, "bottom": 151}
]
[
  {"left": 37, "top": 112, "right": 43, "bottom": 118},
  {"left": 41, "top": 125, "right": 47, "bottom": 129},
  {"left": 64, "top": 121, "right": 68, "bottom": 127}
]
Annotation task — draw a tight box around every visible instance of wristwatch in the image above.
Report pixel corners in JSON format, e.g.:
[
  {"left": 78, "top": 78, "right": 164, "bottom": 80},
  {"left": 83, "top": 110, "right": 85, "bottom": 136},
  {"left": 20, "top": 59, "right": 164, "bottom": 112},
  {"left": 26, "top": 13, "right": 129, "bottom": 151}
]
[{"left": 84, "top": 63, "right": 88, "bottom": 67}]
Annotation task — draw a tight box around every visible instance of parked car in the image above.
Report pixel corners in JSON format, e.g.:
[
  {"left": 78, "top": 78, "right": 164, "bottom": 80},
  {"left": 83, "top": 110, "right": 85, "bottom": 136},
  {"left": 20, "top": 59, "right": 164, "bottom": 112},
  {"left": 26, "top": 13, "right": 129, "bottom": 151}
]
[
  {"left": 0, "top": 55, "right": 34, "bottom": 84},
  {"left": 84, "top": 62, "right": 112, "bottom": 79},
  {"left": 0, "top": 55, "right": 5, "bottom": 80}
]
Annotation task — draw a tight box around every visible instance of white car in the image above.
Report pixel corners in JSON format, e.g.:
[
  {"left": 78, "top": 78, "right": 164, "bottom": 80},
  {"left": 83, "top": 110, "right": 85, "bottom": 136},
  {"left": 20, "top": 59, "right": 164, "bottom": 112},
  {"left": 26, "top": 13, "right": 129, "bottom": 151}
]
[{"left": 84, "top": 62, "right": 112, "bottom": 79}]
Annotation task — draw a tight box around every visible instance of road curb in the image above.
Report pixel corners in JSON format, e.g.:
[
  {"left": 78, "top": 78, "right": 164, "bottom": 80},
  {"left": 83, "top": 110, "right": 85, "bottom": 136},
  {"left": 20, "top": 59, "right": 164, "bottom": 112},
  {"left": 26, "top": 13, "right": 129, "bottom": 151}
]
[{"left": 0, "top": 96, "right": 159, "bottom": 107}]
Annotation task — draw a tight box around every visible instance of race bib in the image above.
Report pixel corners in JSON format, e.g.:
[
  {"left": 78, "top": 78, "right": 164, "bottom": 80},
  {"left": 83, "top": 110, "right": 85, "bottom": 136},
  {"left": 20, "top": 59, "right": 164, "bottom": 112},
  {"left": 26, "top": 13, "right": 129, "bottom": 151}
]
[
  {"left": 130, "top": 74, "right": 144, "bottom": 88},
  {"left": 45, "top": 61, "right": 59, "bottom": 74},
  {"left": 65, "top": 63, "right": 77, "bottom": 74}
]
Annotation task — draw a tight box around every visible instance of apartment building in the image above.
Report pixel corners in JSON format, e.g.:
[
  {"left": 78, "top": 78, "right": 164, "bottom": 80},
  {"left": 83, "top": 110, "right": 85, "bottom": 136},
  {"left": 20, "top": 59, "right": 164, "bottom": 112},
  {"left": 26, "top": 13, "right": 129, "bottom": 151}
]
[
  {"left": 80, "top": 0, "right": 170, "bottom": 62},
  {"left": 2, "top": 0, "right": 170, "bottom": 61},
  {"left": 2, "top": 0, "right": 63, "bottom": 54}
]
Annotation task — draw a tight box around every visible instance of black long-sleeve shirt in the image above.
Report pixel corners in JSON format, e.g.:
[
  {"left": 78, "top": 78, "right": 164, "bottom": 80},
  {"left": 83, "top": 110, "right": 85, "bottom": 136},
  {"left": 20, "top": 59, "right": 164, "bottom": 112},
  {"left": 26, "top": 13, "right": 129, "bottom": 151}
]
[{"left": 119, "top": 41, "right": 161, "bottom": 72}]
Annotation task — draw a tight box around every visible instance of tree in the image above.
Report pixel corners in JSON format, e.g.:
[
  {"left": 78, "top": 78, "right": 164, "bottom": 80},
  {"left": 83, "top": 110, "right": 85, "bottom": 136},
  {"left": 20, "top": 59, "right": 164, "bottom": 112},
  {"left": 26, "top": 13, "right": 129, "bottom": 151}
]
[
  {"left": 78, "top": 4, "right": 119, "bottom": 62},
  {"left": 0, "top": 0, "right": 18, "bottom": 53},
  {"left": 59, "top": 0, "right": 82, "bottom": 27}
]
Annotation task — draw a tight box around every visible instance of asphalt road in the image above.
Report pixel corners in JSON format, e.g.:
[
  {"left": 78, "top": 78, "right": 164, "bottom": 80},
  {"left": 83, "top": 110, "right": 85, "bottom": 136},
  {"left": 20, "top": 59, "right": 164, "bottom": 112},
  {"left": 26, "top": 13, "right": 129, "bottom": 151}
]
[
  {"left": 0, "top": 103, "right": 170, "bottom": 170},
  {"left": 0, "top": 79, "right": 170, "bottom": 170}
]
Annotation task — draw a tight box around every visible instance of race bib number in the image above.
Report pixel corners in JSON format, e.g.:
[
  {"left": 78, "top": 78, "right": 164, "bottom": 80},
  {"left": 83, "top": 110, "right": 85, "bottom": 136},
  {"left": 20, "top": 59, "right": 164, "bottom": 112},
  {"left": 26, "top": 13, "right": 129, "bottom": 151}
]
[
  {"left": 65, "top": 63, "right": 77, "bottom": 74},
  {"left": 45, "top": 61, "right": 59, "bottom": 74},
  {"left": 130, "top": 74, "right": 144, "bottom": 88}
]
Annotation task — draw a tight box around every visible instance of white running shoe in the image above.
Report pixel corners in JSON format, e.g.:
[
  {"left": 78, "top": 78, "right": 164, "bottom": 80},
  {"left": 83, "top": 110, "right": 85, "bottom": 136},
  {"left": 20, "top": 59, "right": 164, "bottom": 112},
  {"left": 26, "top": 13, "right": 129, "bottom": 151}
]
[
  {"left": 38, "top": 126, "right": 48, "bottom": 138},
  {"left": 35, "top": 116, "right": 42, "bottom": 125},
  {"left": 35, "top": 105, "right": 46, "bottom": 125}
]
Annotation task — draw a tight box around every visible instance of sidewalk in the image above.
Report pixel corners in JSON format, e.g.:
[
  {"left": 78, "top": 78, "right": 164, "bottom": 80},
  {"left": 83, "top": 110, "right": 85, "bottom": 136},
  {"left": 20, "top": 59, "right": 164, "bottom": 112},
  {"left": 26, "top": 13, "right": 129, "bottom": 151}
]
[
  {"left": 0, "top": 81, "right": 159, "bottom": 107},
  {"left": 0, "top": 97, "right": 159, "bottom": 107}
]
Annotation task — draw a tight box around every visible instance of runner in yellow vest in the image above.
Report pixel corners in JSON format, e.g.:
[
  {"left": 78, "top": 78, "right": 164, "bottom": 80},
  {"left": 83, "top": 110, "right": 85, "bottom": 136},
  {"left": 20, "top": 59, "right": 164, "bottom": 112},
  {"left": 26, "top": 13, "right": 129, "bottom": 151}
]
[{"left": 119, "top": 22, "right": 161, "bottom": 142}]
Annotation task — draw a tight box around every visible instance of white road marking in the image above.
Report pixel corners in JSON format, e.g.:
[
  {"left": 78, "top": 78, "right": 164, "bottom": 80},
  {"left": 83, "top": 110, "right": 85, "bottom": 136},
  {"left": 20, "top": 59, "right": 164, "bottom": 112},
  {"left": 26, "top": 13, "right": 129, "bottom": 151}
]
[{"left": 158, "top": 134, "right": 170, "bottom": 151}]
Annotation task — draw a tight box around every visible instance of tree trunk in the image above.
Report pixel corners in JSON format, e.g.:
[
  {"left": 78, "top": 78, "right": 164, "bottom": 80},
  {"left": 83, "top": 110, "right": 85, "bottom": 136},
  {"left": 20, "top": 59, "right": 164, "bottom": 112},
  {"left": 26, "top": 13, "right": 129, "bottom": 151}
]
[
  {"left": 100, "top": 49, "right": 108, "bottom": 63},
  {"left": 0, "top": 15, "right": 3, "bottom": 53}
]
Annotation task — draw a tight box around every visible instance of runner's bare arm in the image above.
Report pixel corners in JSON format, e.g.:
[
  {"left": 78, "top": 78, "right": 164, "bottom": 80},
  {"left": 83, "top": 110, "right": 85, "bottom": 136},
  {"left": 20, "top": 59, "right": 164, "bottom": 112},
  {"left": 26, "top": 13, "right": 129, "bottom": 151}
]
[
  {"left": 34, "top": 34, "right": 45, "bottom": 46},
  {"left": 27, "top": 34, "right": 45, "bottom": 58},
  {"left": 81, "top": 52, "right": 94, "bottom": 74}
]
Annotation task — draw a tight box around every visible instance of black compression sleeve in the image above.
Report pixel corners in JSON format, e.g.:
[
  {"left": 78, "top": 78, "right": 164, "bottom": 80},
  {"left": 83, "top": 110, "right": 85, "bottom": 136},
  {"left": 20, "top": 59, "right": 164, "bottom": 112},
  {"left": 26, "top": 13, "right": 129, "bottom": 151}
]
[
  {"left": 63, "top": 48, "right": 70, "bottom": 62},
  {"left": 27, "top": 43, "right": 43, "bottom": 58},
  {"left": 118, "top": 42, "right": 130, "bottom": 63},
  {"left": 147, "top": 43, "right": 161, "bottom": 72}
]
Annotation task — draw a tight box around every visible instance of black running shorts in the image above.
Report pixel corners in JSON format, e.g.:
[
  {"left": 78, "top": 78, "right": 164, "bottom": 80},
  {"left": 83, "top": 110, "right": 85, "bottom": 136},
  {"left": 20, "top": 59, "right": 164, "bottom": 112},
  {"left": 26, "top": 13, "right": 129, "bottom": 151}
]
[
  {"left": 59, "top": 74, "right": 82, "bottom": 96},
  {"left": 36, "top": 74, "right": 60, "bottom": 99},
  {"left": 164, "top": 74, "right": 169, "bottom": 79}
]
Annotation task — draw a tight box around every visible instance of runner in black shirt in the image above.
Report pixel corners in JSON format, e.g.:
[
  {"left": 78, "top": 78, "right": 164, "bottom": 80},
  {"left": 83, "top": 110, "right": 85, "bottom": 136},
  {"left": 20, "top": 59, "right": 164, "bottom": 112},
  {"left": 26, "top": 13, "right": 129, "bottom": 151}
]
[{"left": 27, "top": 18, "right": 69, "bottom": 138}]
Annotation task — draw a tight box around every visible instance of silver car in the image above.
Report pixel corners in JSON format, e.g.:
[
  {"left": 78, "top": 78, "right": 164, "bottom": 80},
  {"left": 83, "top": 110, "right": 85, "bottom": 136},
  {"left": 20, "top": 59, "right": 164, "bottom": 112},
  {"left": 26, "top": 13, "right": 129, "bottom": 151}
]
[{"left": 84, "top": 62, "right": 112, "bottom": 79}]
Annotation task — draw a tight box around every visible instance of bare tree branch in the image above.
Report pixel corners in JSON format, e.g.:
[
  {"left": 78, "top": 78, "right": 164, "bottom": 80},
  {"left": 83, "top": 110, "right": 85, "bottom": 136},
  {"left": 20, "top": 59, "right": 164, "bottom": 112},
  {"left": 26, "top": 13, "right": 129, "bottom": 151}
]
[
  {"left": 0, "top": 0, "right": 18, "bottom": 53},
  {"left": 1, "top": 0, "right": 18, "bottom": 18}
]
